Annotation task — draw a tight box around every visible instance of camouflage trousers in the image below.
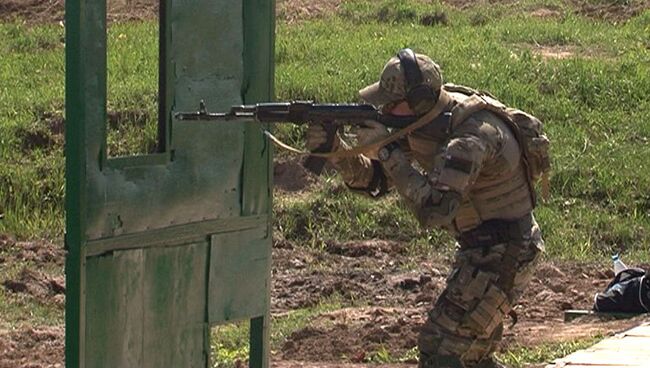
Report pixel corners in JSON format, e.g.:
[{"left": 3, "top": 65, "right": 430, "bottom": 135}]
[{"left": 418, "top": 216, "right": 544, "bottom": 368}]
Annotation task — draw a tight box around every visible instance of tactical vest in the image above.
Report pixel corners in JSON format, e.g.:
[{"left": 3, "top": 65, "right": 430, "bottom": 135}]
[
  {"left": 406, "top": 84, "right": 550, "bottom": 232},
  {"left": 445, "top": 84, "right": 551, "bottom": 201}
]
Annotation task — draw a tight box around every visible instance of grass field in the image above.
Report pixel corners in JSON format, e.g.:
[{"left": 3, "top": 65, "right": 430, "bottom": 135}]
[
  {"left": 1, "top": 0, "right": 649, "bottom": 366},
  {"left": 278, "top": 0, "right": 650, "bottom": 262},
  {"left": 3, "top": 0, "right": 648, "bottom": 260}
]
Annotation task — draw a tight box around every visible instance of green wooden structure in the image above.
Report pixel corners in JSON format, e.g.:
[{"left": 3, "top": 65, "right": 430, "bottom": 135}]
[{"left": 64, "top": 0, "right": 275, "bottom": 366}]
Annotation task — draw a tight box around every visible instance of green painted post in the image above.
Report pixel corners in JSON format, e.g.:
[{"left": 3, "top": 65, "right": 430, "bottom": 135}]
[
  {"left": 243, "top": 0, "right": 276, "bottom": 365},
  {"left": 64, "top": 0, "right": 84, "bottom": 364}
]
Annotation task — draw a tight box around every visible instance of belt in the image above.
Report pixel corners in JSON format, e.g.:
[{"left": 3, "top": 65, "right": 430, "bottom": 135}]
[{"left": 457, "top": 213, "right": 533, "bottom": 249}]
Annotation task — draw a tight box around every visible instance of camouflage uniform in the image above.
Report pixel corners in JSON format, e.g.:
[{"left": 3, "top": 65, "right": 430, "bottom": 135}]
[{"left": 323, "top": 53, "right": 545, "bottom": 368}]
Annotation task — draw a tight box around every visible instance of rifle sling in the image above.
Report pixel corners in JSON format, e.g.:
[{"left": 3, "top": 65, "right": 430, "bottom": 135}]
[{"left": 263, "top": 91, "right": 452, "bottom": 159}]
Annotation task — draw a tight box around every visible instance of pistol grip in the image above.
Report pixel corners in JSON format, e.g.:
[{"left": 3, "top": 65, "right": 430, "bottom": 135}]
[{"left": 304, "top": 123, "right": 338, "bottom": 175}]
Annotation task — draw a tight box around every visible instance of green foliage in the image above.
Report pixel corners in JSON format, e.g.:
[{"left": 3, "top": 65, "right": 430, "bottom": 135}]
[
  {"left": 0, "top": 22, "right": 65, "bottom": 238},
  {"left": 366, "top": 345, "right": 393, "bottom": 363},
  {"left": 211, "top": 320, "right": 251, "bottom": 368},
  {"left": 105, "top": 22, "right": 160, "bottom": 156},
  {"left": 274, "top": 180, "right": 452, "bottom": 253}
]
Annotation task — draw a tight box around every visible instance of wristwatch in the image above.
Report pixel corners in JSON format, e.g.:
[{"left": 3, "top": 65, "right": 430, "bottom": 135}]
[{"left": 378, "top": 142, "right": 400, "bottom": 162}]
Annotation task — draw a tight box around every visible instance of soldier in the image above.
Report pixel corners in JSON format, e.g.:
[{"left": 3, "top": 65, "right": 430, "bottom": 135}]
[{"left": 306, "top": 49, "right": 546, "bottom": 368}]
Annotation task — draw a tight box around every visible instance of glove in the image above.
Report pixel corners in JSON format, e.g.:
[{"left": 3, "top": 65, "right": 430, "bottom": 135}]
[
  {"left": 356, "top": 120, "right": 390, "bottom": 160},
  {"left": 305, "top": 124, "right": 339, "bottom": 152}
]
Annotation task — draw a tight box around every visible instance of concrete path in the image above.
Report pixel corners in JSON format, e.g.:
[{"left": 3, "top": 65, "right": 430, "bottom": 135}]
[{"left": 546, "top": 322, "right": 650, "bottom": 368}]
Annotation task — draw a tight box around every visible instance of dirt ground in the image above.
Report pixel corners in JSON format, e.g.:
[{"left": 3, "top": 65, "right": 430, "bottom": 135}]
[
  {"left": 0, "top": 235, "right": 64, "bottom": 368},
  {"left": 271, "top": 238, "right": 649, "bottom": 364},
  {"left": 2, "top": 216, "right": 649, "bottom": 367}
]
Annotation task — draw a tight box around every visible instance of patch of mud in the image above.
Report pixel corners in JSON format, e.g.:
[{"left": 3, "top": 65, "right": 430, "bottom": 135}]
[
  {"left": 280, "top": 307, "right": 423, "bottom": 363},
  {"left": 2, "top": 268, "right": 65, "bottom": 307},
  {"left": 107, "top": 109, "right": 153, "bottom": 129},
  {"left": 278, "top": 305, "right": 647, "bottom": 364},
  {"left": 575, "top": 0, "right": 650, "bottom": 22},
  {"left": 0, "top": 235, "right": 64, "bottom": 266},
  {"left": 324, "top": 239, "right": 406, "bottom": 258},
  {"left": 442, "top": 0, "right": 649, "bottom": 21},
  {"left": 534, "top": 46, "right": 577, "bottom": 60},
  {"left": 0, "top": 235, "right": 65, "bottom": 308},
  {"left": 522, "top": 44, "right": 611, "bottom": 62},
  {"left": 0, "top": 0, "right": 64, "bottom": 24},
  {"left": 0, "top": 0, "right": 157, "bottom": 24},
  {"left": 419, "top": 12, "right": 449, "bottom": 26},
  {"left": 274, "top": 159, "right": 318, "bottom": 193},
  {"left": 529, "top": 7, "right": 562, "bottom": 18},
  {"left": 16, "top": 126, "right": 58, "bottom": 152},
  {"left": 277, "top": 0, "right": 341, "bottom": 23},
  {"left": 0, "top": 326, "right": 64, "bottom": 368},
  {"left": 441, "top": 0, "right": 492, "bottom": 9},
  {"left": 105, "top": 0, "right": 159, "bottom": 22},
  {"left": 38, "top": 111, "right": 65, "bottom": 135},
  {"left": 271, "top": 239, "right": 445, "bottom": 312},
  {"left": 16, "top": 110, "right": 65, "bottom": 152}
]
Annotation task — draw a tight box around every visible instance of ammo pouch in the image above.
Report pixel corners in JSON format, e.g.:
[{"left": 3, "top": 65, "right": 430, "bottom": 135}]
[
  {"left": 457, "top": 213, "right": 532, "bottom": 249},
  {"left": 456, "top": 214, "right": 535, "bottom": 306},
  {"left": 594, "top": 268, "right": 650, "bottom": 313}
]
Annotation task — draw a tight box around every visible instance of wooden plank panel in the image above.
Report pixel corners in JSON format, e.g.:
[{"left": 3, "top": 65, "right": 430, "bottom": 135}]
[
  {"left": 85, "top": 250, "right": 144, "bottom": 367},
  {"left": 142, "top": 242, "right": 209, "bottom": 368},
  {"left": 86, "top": 215, "right": 267, "bottom": 256},
  {"left": 209, "top": 227, "right": 270, "bottom": 323}
]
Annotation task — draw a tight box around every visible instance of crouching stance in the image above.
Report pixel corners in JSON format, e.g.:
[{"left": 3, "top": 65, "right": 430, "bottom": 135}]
[{"left": 306, "top": 49, "right": 549, "bottom": 368}]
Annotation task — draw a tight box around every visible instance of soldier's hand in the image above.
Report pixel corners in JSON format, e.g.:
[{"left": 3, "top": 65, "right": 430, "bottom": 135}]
[
  {"left": 356, "top": 120, "right": 390, "bottom": 160},
  {"left": 305, "top": 124, "right": 330, "bottom": 152}
]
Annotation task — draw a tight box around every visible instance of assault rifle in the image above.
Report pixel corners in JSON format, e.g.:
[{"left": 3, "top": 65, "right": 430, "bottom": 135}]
[{"left": 175, "top": 100, "right": 418, "bottom": 174}]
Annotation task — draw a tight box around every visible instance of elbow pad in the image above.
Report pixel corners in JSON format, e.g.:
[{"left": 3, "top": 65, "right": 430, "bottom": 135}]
[{"left": 416, "top": 190, "right": 462, "bottom": 228}]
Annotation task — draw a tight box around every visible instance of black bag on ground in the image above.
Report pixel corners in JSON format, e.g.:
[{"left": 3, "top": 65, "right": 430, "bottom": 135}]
[{"left": 593, "top": 268, "right": 650, "bottom": 313}]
